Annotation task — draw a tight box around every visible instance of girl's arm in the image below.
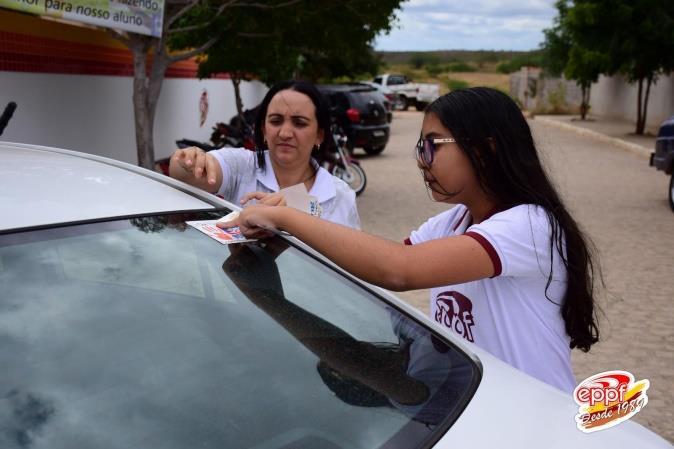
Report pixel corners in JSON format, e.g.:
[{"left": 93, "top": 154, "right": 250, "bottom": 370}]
[{"left": 228, "top": 205, "right": 495, "bottom": 291}]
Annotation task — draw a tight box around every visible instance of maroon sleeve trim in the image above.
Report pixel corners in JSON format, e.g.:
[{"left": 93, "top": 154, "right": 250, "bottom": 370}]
[
  {"left": 465, "top": 231, "right": 502, "bottom": 278},
  {"left": 404, "top": 237, "right": 413, "bottom": 245}
]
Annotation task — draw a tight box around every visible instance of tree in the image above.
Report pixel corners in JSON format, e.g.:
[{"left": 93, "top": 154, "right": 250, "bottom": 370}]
[
  {"left": 564, "top": 46, "right": 606, "bottom": 120},
  {"left": 541, "top": 0, "right": 606, "bottom": 120},
  {"left": 564, "top": 0, "right": 674, "bottom": 134},
  {"left": 106, "top": 0, "right": 303, "bottom": 169},
  {"left": 196, "top": 1, "right": 402, "bottom": 86},
  {"left": 171, "top": 4, "right": 300, "bottom": 122},
  {"left": 172, "top": 0, "right": 403, "bottom": 138}
]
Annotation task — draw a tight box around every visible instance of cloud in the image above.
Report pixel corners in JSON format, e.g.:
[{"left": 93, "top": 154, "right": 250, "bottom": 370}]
[{"left": 375, "top": 0, "right": 557, "bottom": 51}]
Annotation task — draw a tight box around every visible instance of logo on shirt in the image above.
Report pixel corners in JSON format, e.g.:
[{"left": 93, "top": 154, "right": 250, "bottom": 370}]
[
  {"left": 573, "top": 370, "right": 649, "bottom": 433},
  {"left": 434, "top": 291, "right": 475, "bottom": 342}
]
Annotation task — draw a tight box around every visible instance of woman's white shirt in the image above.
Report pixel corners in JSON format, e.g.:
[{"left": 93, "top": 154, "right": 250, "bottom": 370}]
[{"left": 210, "top": 148, "right": 361, "bottom": 229}]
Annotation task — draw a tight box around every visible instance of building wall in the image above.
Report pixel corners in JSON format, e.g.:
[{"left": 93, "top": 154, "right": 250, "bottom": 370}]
[
  {"left": 0, "top": 71, "right": 266, "bottom": 164},
  {"left": 510, "top": 66, "right": 673, "bottom": 133},
  {"left": 590, "top": 74, "right": 674, "bottom": 132},
  {"left": 0, "top": 9, "right": 268, "bottom": 164}
]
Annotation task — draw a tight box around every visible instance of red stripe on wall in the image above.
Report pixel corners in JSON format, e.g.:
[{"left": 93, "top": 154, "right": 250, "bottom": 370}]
[{"left": 0, "top": 30, "right": 229, "bottom": 79}]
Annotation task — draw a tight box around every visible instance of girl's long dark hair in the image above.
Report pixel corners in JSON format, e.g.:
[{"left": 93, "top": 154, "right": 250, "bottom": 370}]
[
  {"left": 427, "top": 87, "right": 599, "bottom": 352},
  {"left": 253, "top": 80, "right": 335, "bottom": 170}
]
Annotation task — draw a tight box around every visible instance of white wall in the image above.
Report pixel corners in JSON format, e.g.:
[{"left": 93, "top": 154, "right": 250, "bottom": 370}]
[
  {"left": 590, "top": 74, "right": 674, "bottom": 133},
  {"left": 0, "top": 71, "right": 267, "bottom": 164}
]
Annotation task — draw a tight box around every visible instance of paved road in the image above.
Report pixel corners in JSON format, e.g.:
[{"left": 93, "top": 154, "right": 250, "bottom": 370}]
[{"left": 354, "top": 110, "right": 674, "bottom": 442}]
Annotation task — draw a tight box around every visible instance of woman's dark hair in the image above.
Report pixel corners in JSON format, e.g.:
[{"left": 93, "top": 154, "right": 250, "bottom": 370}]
[
  {"left": 253, "top": 80, "right": 335, "bottom": 170},
  {"left": 426, "top": 87, "right": 600, "bottom": 352}
]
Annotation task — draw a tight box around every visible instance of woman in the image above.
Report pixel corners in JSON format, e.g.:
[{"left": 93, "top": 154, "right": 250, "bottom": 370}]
[
  {"left": 220, "top": 87, "right": 601, "bottom": 393},
  {"left": 169, "top": 80, "right": 360, "bottom": 229}
]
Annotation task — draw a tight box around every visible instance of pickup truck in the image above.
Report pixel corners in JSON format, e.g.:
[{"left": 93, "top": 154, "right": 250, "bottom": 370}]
[{"left": 372, "top": 74, "right": 440, "bottom": 111}]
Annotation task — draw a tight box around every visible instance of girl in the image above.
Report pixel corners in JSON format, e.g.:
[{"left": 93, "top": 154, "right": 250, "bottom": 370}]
[
  {"left": 169, "top": 80, "right": 360, "bottom": 229},
  {"left": 221, "top": 87, "right": 600, "bottom": 393}
]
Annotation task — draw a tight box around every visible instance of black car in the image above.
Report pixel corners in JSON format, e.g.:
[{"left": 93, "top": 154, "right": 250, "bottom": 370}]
[
  {"left": 649, "top": 115, "right": 674, "bottom": 211},
  {"left": 318, "top": 83, "right": 391, "bottom": 155}
]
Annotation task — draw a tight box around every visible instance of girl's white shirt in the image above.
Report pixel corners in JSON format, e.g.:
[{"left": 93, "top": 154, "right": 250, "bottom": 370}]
[{"left": 409, "top": 204, "right": 575, "bottom": 393}]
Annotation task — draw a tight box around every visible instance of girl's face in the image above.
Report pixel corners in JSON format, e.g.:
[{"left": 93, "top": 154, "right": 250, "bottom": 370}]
[
  {"left": 263, "top": 90, "right": 324, "bottom": 167},
  {"left": 418, "top": 112, "right": 482, "bottom": 205}
]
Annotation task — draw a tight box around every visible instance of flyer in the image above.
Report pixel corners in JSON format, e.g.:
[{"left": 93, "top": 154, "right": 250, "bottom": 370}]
[{"left": 186, "top": 220, "right": 257, "bottom": 244}]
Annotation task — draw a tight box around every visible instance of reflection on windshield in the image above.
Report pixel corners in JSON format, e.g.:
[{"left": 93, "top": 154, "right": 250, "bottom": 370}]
[{"left": 0, "top": 212, "right": 479, "bottom": 449}]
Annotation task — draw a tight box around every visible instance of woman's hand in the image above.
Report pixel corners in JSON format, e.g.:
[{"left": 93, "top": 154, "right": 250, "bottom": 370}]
[
  {"left": 239, "top": 191, "right": 287, "bottom": 207},
  {"left": 168, "top": 147, "right": 222, "bottom": 192},
  {"left": 217, "top": 204, "right": 282, "bottom": 239}
]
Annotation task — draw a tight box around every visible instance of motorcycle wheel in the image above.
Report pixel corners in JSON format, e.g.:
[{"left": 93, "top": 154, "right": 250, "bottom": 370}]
[{"left": 333, "top": 164, "right": 366, "bottom": 196}]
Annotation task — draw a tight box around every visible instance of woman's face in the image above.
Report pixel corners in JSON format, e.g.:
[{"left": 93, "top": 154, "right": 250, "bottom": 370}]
[
  {"left": 263, "top": 89, "right": 323, "bottom": 167},
  {"left": 418, "top": 112, "right": 481, "bottom": 205}
]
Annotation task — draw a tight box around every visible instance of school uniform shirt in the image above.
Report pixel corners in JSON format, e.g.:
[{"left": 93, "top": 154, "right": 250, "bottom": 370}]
[
  {"left": 407, "top": 204, "right": 576, "bottom": 393},
  {"left": 210, "top": 148, "right": 361, "bottom": 229}
]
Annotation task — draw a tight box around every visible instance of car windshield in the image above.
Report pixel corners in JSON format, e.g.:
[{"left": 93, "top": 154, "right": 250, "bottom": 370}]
[{"left": 0, "top": 211, "right": 480, "bottom": 449}]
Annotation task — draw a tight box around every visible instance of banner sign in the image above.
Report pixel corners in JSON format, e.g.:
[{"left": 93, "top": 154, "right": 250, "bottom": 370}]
[{"left": 0, "top": 0, "right": 164, "bottom": 37}]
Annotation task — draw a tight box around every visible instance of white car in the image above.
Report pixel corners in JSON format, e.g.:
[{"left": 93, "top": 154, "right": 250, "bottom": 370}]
[
  {"left": 360, "top": 80, "right": 404, "bottom": 112},
  {"left": 0, "top": 142, "right": 670, "bottom": 449},
  {"left": 372, "top": 74, "right": 441, "bottom": 111}
]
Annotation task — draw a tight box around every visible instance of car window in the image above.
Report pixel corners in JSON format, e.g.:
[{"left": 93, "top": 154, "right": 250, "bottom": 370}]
[
  {"left": 347, "top": 91, "right": 385, "bottom": 109},
  {"left": 0, "top": 211, "right": 480, "bottom": 449},
  {"left": 373, "top": 77, "right": 382, "bottom": 85},
  {"left": 389, "top": 75, "right": 407, "bottom": 85}
]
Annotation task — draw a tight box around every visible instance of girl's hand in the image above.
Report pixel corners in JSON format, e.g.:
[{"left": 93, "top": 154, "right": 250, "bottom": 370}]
[
  {"left": 217, "top": 204, "right": 280, "bottom": 239},
  {"left": 239, "top": 191, "right": 287, "bottom": 207}
]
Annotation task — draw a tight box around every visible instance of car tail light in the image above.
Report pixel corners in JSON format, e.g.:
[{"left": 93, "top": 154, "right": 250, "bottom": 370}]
[{"left": 346, "top": 108, "right": 361, "bottom": 123}]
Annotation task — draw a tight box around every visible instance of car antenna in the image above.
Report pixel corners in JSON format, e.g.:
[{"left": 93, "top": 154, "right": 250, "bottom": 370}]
[{"left": 0, "top": 101, "right": 17, "bottom": 137}]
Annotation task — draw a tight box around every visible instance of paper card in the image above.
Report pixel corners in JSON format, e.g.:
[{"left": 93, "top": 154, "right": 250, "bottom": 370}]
[
  {"left": 280, "top": 183, "right": 311, "bottom": 211},
  {"left": 186, "top": 220, "right": 257, "bottom": 245},
  {"left": 280, "top": 183, "right": 321, "bottom": 217}
]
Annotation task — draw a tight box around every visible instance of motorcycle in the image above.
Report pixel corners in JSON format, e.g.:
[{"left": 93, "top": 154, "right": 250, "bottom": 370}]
[
  {"left": 210, "top": 120, "right": 255, "bottom": 150},
  {"left": 320, "top": 124, "right": 367, "bottom": 196}
]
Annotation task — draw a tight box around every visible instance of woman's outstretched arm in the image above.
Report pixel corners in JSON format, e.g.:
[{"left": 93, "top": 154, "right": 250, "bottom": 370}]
[{"left": 169, "top": 147, "right": 223, "bottom": 193}]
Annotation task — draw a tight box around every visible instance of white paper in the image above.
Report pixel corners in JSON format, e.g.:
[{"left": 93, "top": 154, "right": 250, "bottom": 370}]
[{"left": 280, "top": 183, "right": 320, "bottom": 216}]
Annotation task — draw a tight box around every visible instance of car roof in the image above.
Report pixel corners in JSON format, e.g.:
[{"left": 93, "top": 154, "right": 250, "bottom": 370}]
[
  {"left": 0, "top": 142, "right": 221, "bottom": 231},
  {"left": 317, "top": 83, "right": 378, "bottom": 93},
  {"left": 657, "top": 116, "right": 674, "bottom": 138}
]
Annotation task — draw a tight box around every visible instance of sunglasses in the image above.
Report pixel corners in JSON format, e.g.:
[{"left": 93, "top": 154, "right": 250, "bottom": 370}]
[{"left": 415, "top": 135, "right": 456, "bottom": 166}]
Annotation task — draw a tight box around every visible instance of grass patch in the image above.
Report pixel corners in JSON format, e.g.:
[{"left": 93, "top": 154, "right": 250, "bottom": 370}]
[{"left": 446, "top": 79, "right": 470, "bottom": 91}]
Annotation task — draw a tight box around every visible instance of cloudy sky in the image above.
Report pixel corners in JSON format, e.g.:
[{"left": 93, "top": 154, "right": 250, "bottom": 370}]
[{"left": 374, "top": 0, "right": 558, "bottom": 51}]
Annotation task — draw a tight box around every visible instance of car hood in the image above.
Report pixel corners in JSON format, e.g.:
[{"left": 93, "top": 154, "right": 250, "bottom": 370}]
[
  {"left": 358, "top": 285, "right": 671, "bottom": 448},
  {"left": 438, "top": 344, "right": 670, "bottom": 448},
  {"left": 0, "top": 142, "right": 218, "bottom": 231}
]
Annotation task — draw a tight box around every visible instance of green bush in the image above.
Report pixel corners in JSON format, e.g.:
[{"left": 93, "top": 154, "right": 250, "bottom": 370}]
[
  {"left": 496, "top": 61, "right": 518, "bottom": 74},
  {"left": 426, "top": 64, "right": 444, "bottom": 77},
  {"left": 447, "top": 62, "right": 476, "bottom": 72},
  {"left": 496, "top": 53, "right": 543, "bottom": 74},
  {"left": 545, "top": 83, "right": 569, "bottom": 114},
  {"left": 446, "top": 79, "right": 470, "bottom": 91}
]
